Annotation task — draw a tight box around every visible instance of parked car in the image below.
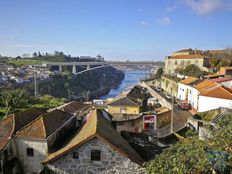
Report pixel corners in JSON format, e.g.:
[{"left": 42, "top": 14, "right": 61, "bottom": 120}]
[
  {"left": 165, "top": 94, "right": 172, "bottom": 100},
  {"left": 156, "top": 87, "right": 162, "bottom": 92},
  {"left": 178, "top": 102, "right": 191, "bottom": 110}
]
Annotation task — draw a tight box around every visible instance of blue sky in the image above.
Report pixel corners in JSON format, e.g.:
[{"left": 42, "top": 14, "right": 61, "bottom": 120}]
[{"left": 0, "top": 0, "right": 232, "bottom": 60}]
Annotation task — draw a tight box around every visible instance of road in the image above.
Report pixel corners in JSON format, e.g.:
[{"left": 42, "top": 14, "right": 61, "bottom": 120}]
[{"left": 140, "top": 82, "right": 192, "bottom": 138}]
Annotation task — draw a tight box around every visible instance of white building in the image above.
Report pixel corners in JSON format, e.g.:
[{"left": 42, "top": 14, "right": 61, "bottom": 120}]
[{"left": 198, "top": 86, "right": 232, "bottom": 112}]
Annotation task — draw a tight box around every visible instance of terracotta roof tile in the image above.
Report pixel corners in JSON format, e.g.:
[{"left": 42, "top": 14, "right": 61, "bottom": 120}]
[
  {"left": 0, "top": 116, "right": 14, "bottom": 150},
  {"left": 0, "top": 108, "right": 46, "bottom": 150},
  {"left": 179, "top": 77, "right": 199, "bottom": 85},
  {"left": 194, "top": 80, "right": 220, "bottom": 94},
  {"left": 43, "top": 109, "right": 144, "bottom": 165},
  {"left": 62, "top": 101, "right": 90, "bottom": 115},
  {"left": 171, "top": 54, "right": 209, "bottom": 59},
  {"left": 14, "top": 108, "right": 46, "bottom": 133},
  {"left": 108, "top": 96, "right": 140, "bottom": 106},
  {"left": 16, "top": 110, "right": 73, "bottom": 139},
  {"left": 200, "top": 86, "right": 232, "bottom": 100},
  {"left": 210, "top": 77, "right": 232, "bottom": 83}
]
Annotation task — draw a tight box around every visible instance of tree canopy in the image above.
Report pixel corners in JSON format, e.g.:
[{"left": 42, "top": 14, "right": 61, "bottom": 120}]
[
  {"left": 180, "top": 64, "right": 206, "bottom": 78},
  {"left": 146, "top": 114, "right": 232, "bottom": 174}
]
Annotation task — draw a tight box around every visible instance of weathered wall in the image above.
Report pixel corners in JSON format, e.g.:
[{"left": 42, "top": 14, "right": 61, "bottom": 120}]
[
  {"left": 164, "top": 58, "right": 208, "bottom": 75},
  {"left": 108, "top": 105, "right": 140, "bottom": 115},
  {"left": 0, "top": 140, "right": 18, "bottom": 174},
  {"left": 156, "top": 111, "right": 171, "bottom": 129},
  {"left": 46, "top": 138, "right": 145, "bottom": 174},
  {"left": 116, "top": 118, "right": 143, "bottom": 133},
  {"left": 16, "top": 138, "right": 48, "bottom": 174},
  {"left": 161, "top": 77, "right": 178, "bottom": 97}
]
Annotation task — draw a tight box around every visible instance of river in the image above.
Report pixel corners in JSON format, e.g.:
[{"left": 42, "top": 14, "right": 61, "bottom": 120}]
[{"left": 100, "top": 69, "right": 148, "bottom": 99}]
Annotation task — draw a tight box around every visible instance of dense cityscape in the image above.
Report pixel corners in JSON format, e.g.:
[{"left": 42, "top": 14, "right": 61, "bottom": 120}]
[{"left": 1, "top": 0, "right": 232, "bottom": 174}]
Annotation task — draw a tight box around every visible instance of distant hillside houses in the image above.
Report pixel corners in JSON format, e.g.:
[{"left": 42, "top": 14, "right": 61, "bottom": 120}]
[{"left": 164, "top": 48, "right": 227, "bottom": 75}]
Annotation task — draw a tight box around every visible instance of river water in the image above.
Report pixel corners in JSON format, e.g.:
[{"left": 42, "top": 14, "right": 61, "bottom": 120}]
[{"left": 100, "top": 69, "right": 148, "bottom": 99}]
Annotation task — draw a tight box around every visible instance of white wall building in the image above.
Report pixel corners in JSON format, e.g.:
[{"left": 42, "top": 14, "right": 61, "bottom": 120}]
[{"left": 198, "top": 86, "right": 232, "bottom": 112}]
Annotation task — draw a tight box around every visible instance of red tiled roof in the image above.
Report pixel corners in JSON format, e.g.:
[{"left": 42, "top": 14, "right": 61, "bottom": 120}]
[
  {"left": 200, "top": 86, "right": 232, "bottom": 100},
  {"left": 194, "top": 80, "right": 220, "bottom": 94},
  {"left": 0, "top": 108, "right": 46, "bottom": 150},
  {"left": 171, "top": 54, "right": 209, "bottom": 59},
  {"left": 0, "top": 116, "right": 14, "bottom": 150},
  {"left": 16, "top": 110, "right": 73, "bottom": 139},
  {"left": 43, "top": 109, "right": 144, "bottom": 165},
  {"left": 179, "top": 77, "right": 199, "bottom": 85}
]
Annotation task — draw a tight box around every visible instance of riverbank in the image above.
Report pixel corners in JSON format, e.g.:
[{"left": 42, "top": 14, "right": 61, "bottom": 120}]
[
  {"left": 23, "top": 66, "right": 124, "bottom": 100},
  {"left": 100, "top": 69, "right": 148, "bottom": 99}
]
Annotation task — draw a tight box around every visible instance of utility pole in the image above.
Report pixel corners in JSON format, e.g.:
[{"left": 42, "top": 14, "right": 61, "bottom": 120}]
[
  {"left": 170, "top": 93, "right": 174, "bottom": 133},
  {"left": 86, "top": 90, "right": 90, "bottom": 102},
  {"left": 68, "top": 89, "right": 71, "bottom": 102}
]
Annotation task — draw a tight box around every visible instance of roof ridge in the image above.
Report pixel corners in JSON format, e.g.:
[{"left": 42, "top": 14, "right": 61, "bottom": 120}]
[
  {"left": 0, "top": 114, "right": 13, "bottom": 124},
  {"left": 15, "top": 112, "right": 45, "bottom": 135},
  {"left": 41, "top": 117, "right": 47, "bottom": 138},
  {"left": 221, "top": 86, "right": 232, "bottom": 97}
]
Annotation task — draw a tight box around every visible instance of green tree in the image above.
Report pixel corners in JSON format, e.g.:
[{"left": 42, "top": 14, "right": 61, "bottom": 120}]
[
  {"left": 146, "top": 114, "right": 232, "bottom": 174},
  {"left": 33, "top": 95, "right": 66, "bottom": 109},
  {"left": 0, "top": 88, "right": 29, "bottom": 116},
  {"left": 180, "top": 64, "right": 206, "bottom": 78},
  {"left": 155, "top": 67, "right": 163, "bottom": 79}
]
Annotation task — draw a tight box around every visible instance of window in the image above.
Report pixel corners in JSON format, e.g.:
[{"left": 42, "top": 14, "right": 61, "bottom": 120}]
[
  {"left": 26, "top": 148, "right": 34, "bottom": 157},
  {"left": 195, "top": 60, "right": 199, "bottom": 64},
  {"left": 175, "top": 60, "right": 177, "bottom": 65},
  {"left": 181, "top": 60, "right": 184, "bottom": 65},
  {"left": 73, "top": 152, "right": 79, "bottom": 159},
  {"left": 91, "top": 150, "right": 101, "bottom": 161}
]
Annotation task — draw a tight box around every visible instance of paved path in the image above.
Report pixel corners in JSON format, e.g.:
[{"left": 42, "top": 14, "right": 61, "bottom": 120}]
[{"left": 140, "top": 81, "right": 192, "bottom": 138}]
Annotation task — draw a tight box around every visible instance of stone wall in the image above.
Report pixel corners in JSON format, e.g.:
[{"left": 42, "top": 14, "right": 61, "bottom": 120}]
[
  {"left": 116, "top": 118, "right": 143, "bottom": 133},
  {"left": 156, "top": 110, "right": 171, "bottom": 129},
  {"left": 161, "top": 77, "right": 178, "bottom": 98},
  {"left": 46, "top": 138, "right": 145, "bottom": 174}
]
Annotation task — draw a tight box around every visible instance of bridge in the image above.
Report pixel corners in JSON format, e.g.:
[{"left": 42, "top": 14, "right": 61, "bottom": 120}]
[{"left": 43, "top": 61, "right": 160, "bottom": 74}]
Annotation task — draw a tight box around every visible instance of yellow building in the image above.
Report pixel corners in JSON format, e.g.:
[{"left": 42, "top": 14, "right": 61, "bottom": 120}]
[{"left": 108, "top": 96, "right": 141, "bottom": 115}]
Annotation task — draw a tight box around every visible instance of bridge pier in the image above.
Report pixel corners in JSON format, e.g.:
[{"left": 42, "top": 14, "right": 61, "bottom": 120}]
[
  {"left": 72, "top": 65, "right": 77, "bottom": 75},
  {"left": 59, "top": 65, "right": 62, "bottom": 73},
  {"left": 87, "top": 64, "right": 90, "bottom": 70}
]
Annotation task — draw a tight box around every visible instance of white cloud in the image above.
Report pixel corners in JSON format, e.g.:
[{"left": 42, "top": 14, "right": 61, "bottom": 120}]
[
  {"left": 183, "top": 0, "right": 226, "bottom": 15},
  {"left": 165, "top": 5, "right": 177, "bottom": 12},
  {"left": 140, "top": 20, "right": 149, "bottom": 26},
  {"left": 157, "top": 17, "right": 171, "bottom": 25}
]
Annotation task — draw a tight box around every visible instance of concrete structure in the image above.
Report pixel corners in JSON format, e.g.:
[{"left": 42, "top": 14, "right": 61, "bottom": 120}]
[
  {"left": 164, "top": 48, "right": 211, "bottom": 75},
  {"left": 161, "top": 76, "right": 178, "bottom": 97},
  {"left": 44, "top": 61, "right": 159, "bottom": 74}
]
